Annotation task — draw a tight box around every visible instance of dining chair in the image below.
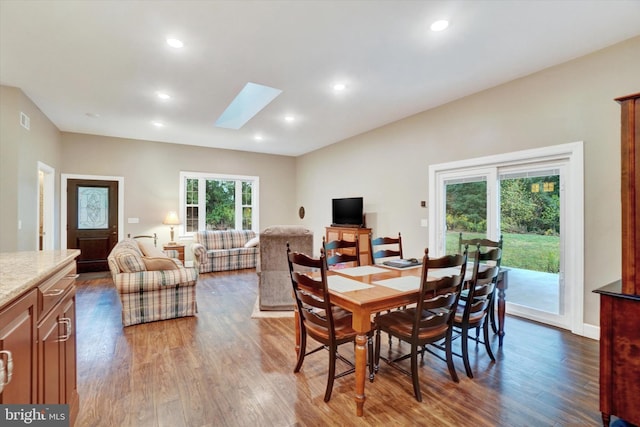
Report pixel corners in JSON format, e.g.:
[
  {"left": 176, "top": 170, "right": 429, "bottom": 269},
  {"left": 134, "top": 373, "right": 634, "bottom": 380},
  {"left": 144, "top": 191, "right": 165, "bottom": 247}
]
[
  {"left": 458, "top": 232, "right": 503, "bottom": 333},
  {"left": 286, "top": 244, "right": 373, "bottom": 402},
  {"left": 374, "top": 247, "right": 468, "bottom": 402},
  {"left": 322, "top": 235, "right": 360, "bottom": 268},
  {"left": 369, "top": 232, "right": 403, "bottom": 264},
  {"left": 450, "top": 246, "right": 501, "bottom": 378}
]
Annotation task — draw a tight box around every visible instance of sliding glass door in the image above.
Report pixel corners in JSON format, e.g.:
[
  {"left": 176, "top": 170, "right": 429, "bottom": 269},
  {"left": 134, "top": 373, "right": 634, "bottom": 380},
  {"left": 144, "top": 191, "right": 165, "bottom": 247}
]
[
  {"left": 430, "top": 143, "right": 583, "bottom": 332},
  {"left": 498, "top": 167, "right": 563, "bottom": 318}
]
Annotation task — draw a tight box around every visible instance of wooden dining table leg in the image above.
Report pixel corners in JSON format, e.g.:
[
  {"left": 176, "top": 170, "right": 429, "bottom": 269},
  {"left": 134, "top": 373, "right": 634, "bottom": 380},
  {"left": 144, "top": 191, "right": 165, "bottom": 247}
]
[
  {"left": 497, "top": 287, "right": 506, "bottom": 347},
  {"left": 496, "top": 269, "right": 508, "bottom": 347},
  {"left": 351, "top": 311, "right": 372, "bottom": 417},
  {"left": 354, "top": 333, "right": 367, "bottom": 417}
]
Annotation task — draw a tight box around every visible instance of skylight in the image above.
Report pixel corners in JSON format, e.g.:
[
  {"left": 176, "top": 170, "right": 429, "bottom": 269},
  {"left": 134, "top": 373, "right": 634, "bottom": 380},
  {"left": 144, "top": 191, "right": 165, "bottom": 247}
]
[{"left": 215, "top": 82, "right": 283, "bottom": 130}]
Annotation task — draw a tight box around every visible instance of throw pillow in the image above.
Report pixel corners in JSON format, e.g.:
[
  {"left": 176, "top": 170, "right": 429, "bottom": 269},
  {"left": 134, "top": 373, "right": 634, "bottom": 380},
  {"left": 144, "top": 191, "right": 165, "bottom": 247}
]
[
  {"left": 143, "top": 256, "right": 179, "bottom": 271},
  {"left": 244, "top": 236, "right": 259, "bottom": 248},
  {"left": 116, "top": 250, "right": 146, "bottom": 273},
  {"left": 138, "top": 241, "right": 168, "bottom": 258}
]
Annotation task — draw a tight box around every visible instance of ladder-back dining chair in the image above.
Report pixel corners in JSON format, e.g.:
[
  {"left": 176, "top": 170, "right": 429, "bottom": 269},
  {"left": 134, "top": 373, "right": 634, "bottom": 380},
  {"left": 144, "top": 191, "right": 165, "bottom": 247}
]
[
  {"left": 452, "top": 246, "right": 501, "bottom": 378},
  {"left": 374, "top": 247, "right": 468, "bottom": 402},
  {"left": 286, "top": 244, "right": 373, "bottom": 402},
  {"left": 322, "top": 235, "right": 360, "bottom": 268},
  {"left": 369, "top": 232, "right": 403, "bottom": 264},
  {"left": 458, "top": 232, "right": 503, "bottom": 333}
]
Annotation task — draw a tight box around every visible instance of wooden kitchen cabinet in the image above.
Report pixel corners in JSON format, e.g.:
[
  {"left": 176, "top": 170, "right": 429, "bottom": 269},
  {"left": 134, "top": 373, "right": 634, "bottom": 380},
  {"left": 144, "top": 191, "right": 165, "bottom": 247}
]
[
  {"left": 0, "top": 289, "right": 38, "bottom": 404},
  {"left": 0, "top": 251, "right": 79, "bottom": 426},
  {"left": 38, "top": 287, "right": 77, "bottom": 408}
]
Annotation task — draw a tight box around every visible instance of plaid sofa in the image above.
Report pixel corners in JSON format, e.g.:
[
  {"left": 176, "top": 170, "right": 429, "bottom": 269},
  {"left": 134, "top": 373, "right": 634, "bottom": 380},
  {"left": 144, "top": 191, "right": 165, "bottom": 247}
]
[
  {"left": 192, "top": 230, "right": 258, "bottom": 273},
  {"left": 107, "top": 238, "right": 199, "bottom": 326}
]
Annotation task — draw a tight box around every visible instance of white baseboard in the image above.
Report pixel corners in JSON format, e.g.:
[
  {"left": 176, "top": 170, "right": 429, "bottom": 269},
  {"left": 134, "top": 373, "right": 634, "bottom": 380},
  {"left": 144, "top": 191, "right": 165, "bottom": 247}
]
[{"left": 581, "top": 323, "right": 600, "bottom": 340}]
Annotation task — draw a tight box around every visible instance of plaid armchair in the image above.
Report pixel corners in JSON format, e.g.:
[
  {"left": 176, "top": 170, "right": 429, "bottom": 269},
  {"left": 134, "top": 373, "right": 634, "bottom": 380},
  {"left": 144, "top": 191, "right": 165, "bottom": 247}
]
[{"left": 108, "top": 238, "right": 198, "bottom": 326}]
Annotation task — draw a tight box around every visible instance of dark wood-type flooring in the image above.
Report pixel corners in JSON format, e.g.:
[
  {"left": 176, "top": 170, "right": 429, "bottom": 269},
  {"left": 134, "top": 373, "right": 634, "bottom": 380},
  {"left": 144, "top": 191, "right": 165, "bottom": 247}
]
[{"left": 74, "top": 270, "right": 601, "bottom": 427}]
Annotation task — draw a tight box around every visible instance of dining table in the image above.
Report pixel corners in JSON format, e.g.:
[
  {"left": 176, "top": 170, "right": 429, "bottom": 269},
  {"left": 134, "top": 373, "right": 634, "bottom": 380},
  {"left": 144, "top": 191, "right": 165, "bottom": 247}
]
[{"left": 310, "top": 262, "right": 508, "bottom": 417}]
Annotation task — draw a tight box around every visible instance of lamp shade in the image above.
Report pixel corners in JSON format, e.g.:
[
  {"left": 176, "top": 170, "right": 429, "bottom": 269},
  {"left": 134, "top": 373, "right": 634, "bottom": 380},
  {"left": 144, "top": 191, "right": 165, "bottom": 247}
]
[{"left": 163, "top": 211, "right": 181, "bottom": 225}]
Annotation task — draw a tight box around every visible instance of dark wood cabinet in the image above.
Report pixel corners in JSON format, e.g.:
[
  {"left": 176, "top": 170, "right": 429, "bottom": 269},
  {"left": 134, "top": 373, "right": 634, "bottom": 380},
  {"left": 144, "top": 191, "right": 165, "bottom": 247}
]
[
  {"left": 0, "top": 289, "right": 38, "bottom": 404},
  {"left": 594, "top": 93, "right": 640, "bottom": 427},
  {"left": 0, "top": 254, "right": 78, "bottom": 425},
  {"left": 38, "top": 287, "right": 76, "bottom": 408},
  {"left": 326, "top": 226, "right": 372, "bottom": 265}
]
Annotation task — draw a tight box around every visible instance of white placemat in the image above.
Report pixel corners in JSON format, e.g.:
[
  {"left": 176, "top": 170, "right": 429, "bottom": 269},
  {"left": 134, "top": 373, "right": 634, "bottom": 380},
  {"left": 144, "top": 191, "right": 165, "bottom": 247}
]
[
  {"left": 327, "top": 275, "right": 374, "bottom": 292},
  {"left": 336, "top": 265, "right": 389, "bottom": 276},
  {"left": 379, "top": 263, "right": 422, "bottom": 271},
  {"left": 373, "top": 276, "right": 421, "bottom": 291}
]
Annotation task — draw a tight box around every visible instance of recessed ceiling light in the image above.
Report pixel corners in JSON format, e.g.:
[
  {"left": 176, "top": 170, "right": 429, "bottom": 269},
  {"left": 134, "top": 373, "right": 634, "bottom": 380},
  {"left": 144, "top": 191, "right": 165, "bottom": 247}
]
[
  {"left": 430, "top": 20, "right": 449, "bottom": 32},
  {"left": 333, "top": 83, "right": 346, "bottom": 91},
  {"left": 166, "top": 38, "right": 184, "bottom": 48},
  {"left": 157, "top": 92, "right": 171, "bottom": 100},
  {"left": 284, "top": 115, "right": 295, "bottom": 122},
  {"left": 85, "top": 112, "right": 100, "bottom": 118},
  {"left": 254, "top": 135, "right": 264, "bottom": 141},
  {"left": 152, "top": 121, "right": 164, "bottom": 127}
]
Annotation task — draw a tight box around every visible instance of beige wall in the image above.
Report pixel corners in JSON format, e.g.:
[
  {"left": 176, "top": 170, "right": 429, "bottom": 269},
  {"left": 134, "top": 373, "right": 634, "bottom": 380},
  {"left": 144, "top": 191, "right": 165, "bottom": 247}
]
[
  {"left": 296, "top": 36, "right": 640, "bottom": 328},
  {"left": 0, "top": 86, "right": 62, "bottom": 251},
  {"left": 2, "top": 36, "right": 639, "bottom": 328},
  {"left": 60, "top": 133, "right": 297, "bottom": 260}
]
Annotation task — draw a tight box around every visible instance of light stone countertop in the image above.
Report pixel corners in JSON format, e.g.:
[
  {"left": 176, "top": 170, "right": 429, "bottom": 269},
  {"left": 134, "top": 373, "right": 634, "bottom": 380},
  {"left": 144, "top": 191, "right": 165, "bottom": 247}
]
[{"left": 0, "top": 250, "right": 81, "bottom": 308}]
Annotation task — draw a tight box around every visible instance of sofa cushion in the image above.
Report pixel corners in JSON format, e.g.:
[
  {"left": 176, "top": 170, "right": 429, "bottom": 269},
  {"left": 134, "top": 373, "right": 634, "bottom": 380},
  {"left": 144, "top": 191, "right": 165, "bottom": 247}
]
[
  {"left": 143, "top": 256, "right": 179, "bottom": 271},
  {"left": 116, "top": 249, "right": 146, "bottom": 273},
  {"left": 138, "top": 241, "right": 169, "bottom": 258},
  {"left": 118, "top": 238, "right": 144, "bottom": 255}
]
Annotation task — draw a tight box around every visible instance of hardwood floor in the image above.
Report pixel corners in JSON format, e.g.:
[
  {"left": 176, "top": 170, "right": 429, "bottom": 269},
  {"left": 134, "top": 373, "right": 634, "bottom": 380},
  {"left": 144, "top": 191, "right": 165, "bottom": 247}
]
[{"left": 74, "top": 270, "right": 601, "bottom": 427}]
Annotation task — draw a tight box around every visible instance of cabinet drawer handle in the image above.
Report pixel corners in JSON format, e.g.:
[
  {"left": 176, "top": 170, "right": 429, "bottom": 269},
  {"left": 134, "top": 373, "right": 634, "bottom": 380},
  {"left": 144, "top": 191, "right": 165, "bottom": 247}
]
[
  {"left": 0, "top": 350, "right": 13, "bottom": 393},
  {"left": 58, "top": 318, "right": 72, "bottom": 342},
  {"left": 44, "top": 289, "right": 65, "bottom": 297}
]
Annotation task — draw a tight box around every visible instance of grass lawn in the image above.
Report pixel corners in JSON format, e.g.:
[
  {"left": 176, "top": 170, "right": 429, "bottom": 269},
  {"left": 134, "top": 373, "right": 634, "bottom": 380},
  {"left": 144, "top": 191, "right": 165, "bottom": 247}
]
[{"left": 446, "top": 231, "right": 560, "bottom": 273}]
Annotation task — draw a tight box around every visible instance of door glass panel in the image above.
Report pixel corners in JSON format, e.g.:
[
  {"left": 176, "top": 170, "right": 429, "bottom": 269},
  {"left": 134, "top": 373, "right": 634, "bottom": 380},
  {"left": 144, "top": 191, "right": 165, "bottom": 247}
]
[
  {"left": 77, "top": 186, "right": 109, "bottom": 229},
  {"left": 499, "top": 170, "right": 561, "bottom": 314},
  {"left": 445, "top": 177, "right": 487, "bottom": 254}
]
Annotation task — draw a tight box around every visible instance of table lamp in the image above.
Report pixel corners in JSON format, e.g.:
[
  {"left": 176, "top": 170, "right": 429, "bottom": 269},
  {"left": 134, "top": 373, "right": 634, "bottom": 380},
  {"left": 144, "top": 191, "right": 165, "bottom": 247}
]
[{"left": 163, "top": 211, "right": 181, "bottom": 245}]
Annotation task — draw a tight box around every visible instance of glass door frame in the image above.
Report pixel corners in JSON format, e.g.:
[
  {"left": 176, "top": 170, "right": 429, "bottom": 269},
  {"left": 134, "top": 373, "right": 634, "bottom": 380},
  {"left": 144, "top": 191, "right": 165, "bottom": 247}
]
[{"left": 428, "top": 142, "right": 585, "bottom": 335}]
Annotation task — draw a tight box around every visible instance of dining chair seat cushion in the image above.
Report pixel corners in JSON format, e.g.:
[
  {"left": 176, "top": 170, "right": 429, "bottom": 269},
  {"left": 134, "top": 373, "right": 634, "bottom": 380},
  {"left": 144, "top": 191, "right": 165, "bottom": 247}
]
[
  {"left": 454, "top": 304, "right": 485, "bottom": 325},
  {"left": 375, "top": 310, "right": 449, "bottom": 341}
]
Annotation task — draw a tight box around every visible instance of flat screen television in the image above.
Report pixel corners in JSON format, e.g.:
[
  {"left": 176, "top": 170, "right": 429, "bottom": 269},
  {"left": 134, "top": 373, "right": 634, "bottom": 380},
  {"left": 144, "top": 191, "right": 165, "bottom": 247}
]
[{"left": 332, "top": 197, "right": 364, "bottom": 227}]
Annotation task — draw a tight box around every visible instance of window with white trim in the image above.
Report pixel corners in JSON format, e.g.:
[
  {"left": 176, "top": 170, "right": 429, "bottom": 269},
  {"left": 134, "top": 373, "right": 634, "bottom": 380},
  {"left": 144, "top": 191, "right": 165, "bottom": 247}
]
[{"left": 180, "top": 172, "right": 259, "bottom": 234}]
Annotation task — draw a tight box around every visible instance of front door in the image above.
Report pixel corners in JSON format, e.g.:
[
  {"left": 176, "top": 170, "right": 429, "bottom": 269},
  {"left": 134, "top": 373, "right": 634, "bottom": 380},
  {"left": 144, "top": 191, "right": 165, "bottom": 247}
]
[{"left": 67, "top": 179, "right": 118, "bottom": 272}]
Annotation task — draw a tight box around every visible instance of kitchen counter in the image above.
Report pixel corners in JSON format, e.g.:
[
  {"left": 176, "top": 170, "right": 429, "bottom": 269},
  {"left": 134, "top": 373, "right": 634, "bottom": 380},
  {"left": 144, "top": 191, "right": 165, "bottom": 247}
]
[{"left": 0, "top": 249, "right": 80, "bottom": 308}]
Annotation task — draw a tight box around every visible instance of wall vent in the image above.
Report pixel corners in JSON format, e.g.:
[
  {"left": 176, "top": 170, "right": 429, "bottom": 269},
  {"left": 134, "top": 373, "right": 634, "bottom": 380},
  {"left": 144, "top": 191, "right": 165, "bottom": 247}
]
[{"left": 20, "top": 112, "right": 30, "bottom": 130}]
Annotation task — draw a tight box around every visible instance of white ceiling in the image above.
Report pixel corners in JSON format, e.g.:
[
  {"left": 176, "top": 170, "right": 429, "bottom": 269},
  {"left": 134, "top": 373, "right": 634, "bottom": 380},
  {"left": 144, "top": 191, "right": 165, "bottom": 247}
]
[{"left": 2, "top": 1, "right": 640, "bottom": 157}]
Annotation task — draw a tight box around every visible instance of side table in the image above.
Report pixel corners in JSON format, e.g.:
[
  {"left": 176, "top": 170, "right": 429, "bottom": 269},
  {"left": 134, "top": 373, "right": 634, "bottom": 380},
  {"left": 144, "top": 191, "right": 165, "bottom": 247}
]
[{"left": 163, "top": 243, "right": 185, "bottom": 264}]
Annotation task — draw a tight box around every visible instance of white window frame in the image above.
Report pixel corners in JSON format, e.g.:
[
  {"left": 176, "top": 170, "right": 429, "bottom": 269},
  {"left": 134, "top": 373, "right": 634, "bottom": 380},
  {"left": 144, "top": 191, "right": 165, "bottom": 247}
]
[
  {"left": 428, "top": 141, "right": 585, "bottom": 336},
  {"left": 179, "top": 171, "right": 259, "bottom": 236}
]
